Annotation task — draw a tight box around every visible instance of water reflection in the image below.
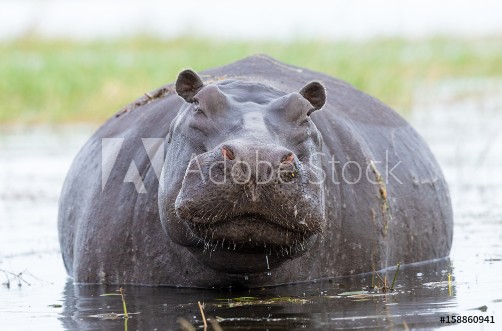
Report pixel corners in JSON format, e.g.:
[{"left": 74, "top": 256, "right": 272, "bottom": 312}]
[{"left": 57, "top": 258, "right": 454, "bottom": 330}]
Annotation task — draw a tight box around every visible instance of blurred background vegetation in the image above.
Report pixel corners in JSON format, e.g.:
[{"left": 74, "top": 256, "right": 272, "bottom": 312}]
[{"left": 1, "top": 36, "right": 501, "bottom": 123}]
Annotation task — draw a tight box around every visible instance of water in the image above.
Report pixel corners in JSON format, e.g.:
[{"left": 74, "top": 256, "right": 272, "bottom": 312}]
[{"left": 1, "top": 81, "right": 501, "bottom": 330}]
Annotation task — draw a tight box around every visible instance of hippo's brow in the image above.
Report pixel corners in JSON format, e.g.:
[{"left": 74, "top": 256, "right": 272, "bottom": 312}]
[
  {"left": 243, "top": 111, "right": 267, "bottom": 132},
  {"left": 225, "top": 121, "right": 244, "bottom": 135}
]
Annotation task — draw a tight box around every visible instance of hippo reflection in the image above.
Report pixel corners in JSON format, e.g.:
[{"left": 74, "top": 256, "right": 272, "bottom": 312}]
[{"left": 58, "top": 55, "right": 453, "bottom": 287}]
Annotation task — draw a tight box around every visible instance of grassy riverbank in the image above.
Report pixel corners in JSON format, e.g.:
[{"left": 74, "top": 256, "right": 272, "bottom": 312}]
[{"left": 1, "top": 36, "right": 501, "bottom": 123}]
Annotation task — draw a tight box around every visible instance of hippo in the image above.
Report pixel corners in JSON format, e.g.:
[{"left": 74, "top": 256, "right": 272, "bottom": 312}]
[{"left": 58, "top": 55, "right": 453, "bottom": 287}]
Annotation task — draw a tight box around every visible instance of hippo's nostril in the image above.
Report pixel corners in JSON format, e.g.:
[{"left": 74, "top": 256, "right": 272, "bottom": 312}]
[
  {"left": 281, "top": 152, "right": 295, "bottom": 164},
  {"left": 222, "top": 146, "right": 235, "bottom": 160},
  {"left": 279, "top": 152, "right": 298, "bottom": 183}
]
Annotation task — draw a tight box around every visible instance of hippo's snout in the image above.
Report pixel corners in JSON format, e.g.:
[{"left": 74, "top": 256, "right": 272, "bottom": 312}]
[
  {"left": 172, "top": 141, "right": 325, "bottom": 273},
  {"left": 218, "top": 142, "right": 298, "bottom": 185},
  {"left": 175, "top": 141, "right": 316, "bottom": 226},
  {"left": 220, "top": 143, "right": 295, "bottom": 166}
]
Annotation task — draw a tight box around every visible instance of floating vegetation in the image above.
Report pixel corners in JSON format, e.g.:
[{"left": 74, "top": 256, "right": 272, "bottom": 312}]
[
  {"left": 177, "top": 302, "right": 222, "bottom": 331},
  {"left": 89, "top": 312, "right": 126, "bottom": 320},
  {"left": 338, "top": 290, "right": 396, "bottom": 300},
  {"left": 47, "top": 304, "right": 63, "bottom": 308},
  {"left": 215, "top": 316, "right": 310, "bottom": 324},
  {"left": 423, "top": 281, "right": 450, "bottom": 289},
  {"left": 93, "top": 287, "right": 139, "bottom": 322},
  {"left": 100, "top": 287, "right": 130, "bottom": 319},
  {"left": 198, "top": 301, "right": 207, "bottom": 329},
  {"left": 339, "top": 290, "right": 371, "bottom": 297},
  {"left": 391, "top": 262, "right": 401, "bottom": 291},
  {"left": 210, "top": 296, "right": 311, "bottom": 308},
  {"left": 1, "top": 271, "right": 28, "bottom": 288},
  {"left": 366, "top": 262, "right": 402, "bottom": 294},
  {"left": 469, "top": 305, "right": 488, "bottom": 312},
  {"left": 1, "top": 268, "right": 38, "bottom": 288}
]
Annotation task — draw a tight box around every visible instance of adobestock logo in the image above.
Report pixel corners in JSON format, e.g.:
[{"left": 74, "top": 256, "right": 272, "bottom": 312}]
[
  {"left": 101, "top": 138, "right": 165, "bottom": 194},
  {"left": 101, "top": 138, "right": 403, "bottom": 194}
]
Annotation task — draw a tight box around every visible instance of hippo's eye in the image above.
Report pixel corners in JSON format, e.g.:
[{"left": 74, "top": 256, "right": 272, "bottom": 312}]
[{"left": 192, "top": 100, "right": 204, "bottom": 113}]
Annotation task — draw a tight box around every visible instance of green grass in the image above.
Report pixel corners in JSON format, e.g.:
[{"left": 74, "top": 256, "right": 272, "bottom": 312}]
[{"left": 1, "top": 36, "right": 501, "bottom": 123}]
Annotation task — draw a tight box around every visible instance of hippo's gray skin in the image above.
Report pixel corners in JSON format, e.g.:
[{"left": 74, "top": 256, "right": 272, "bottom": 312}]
[{"left": 58, "top": 55, "right": 453, "bottom": 287}]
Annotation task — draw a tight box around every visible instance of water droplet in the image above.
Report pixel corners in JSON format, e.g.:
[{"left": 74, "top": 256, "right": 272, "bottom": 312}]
[
  {"left": 244, "top": 275, "right": 249, "bottom": 280},
  {"left": 265, "top": 255, "right": 270, "bottom": 270}
]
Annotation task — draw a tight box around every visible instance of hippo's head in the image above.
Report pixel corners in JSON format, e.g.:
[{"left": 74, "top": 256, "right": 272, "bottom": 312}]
[{"left": 158, "top": 70, "right": 327, "bottom": 274}]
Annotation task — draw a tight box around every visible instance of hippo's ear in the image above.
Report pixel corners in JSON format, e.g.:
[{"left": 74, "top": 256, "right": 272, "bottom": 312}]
[
  {"left": 299, "top": 81, "right": 326, "bottom": 115},
  {"left": 176, "top": 69, "right": 204, "bottom": 103}
]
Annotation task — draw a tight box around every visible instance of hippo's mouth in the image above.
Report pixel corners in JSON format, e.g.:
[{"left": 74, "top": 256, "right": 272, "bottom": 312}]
[
  {"left": 182, "top": 213, "right": 319, "bottom": 273},
  {"left": 188, "top": 213, "right": 313, "bottom": 249}
]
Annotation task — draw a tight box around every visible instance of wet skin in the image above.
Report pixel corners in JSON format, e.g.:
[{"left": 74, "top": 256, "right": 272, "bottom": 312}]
[{"left": 58, "top": 55, "right": 453, "bottom": 287}]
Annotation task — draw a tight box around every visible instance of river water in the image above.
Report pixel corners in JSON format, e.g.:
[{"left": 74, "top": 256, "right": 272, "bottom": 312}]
[{"left": 0, "top": 81, "right": 501, "bottom": 330}]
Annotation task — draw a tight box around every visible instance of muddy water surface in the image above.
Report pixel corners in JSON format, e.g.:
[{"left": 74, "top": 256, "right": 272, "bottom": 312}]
[{"left": 1, "top": 82, "right": 501, "bottom": 330}]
